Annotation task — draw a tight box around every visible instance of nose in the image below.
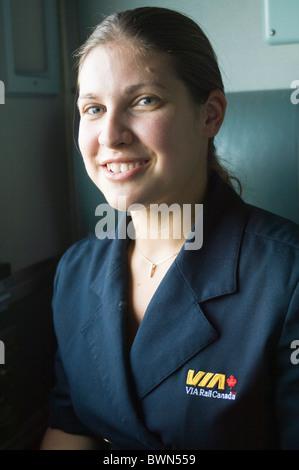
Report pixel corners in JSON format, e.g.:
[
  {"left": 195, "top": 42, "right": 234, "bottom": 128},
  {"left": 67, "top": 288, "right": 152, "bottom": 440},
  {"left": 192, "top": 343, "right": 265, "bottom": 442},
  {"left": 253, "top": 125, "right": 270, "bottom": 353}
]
[{"left": 98, "top": 111, "right": 133, "bottom": 149}]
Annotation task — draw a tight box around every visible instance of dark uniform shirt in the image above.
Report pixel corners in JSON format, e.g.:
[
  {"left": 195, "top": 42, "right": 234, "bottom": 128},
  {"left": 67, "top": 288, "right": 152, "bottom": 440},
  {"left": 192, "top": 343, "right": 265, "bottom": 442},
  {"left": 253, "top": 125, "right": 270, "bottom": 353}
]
[{"left": 48, "top": 172, "right": 299, "bottom": 450}]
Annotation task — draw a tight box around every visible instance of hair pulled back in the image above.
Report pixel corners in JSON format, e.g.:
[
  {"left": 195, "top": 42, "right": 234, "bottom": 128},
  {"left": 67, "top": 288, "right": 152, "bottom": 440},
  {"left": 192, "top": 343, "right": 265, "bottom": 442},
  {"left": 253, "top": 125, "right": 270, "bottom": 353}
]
[{"left": 75, "top": 7, "right": 236, "bottom": 189}]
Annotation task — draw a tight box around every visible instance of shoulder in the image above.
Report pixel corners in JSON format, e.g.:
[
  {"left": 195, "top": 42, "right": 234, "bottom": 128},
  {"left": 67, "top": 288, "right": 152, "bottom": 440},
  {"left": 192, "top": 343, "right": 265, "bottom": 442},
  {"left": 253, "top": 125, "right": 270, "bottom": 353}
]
[
  {"left": 55, "top": 212, "right": 130, "bottom": 280},
  {"left": 238, "top": 203, "right": 299, "bottom": 292},
  {"left": 51, "top": 235, "right": 117, "bottom": 328},
  {"left": 207, "top": 171, "right": 299, "bottom": 253},
  {"left": 53, "top": 235, "right": 114, "bottom": 292},
  {"left": 244, "top": 203, "right": 299, "bottom": 251},
  {"left": 58, "top": 235, "right": 111, "bottom": 268}
]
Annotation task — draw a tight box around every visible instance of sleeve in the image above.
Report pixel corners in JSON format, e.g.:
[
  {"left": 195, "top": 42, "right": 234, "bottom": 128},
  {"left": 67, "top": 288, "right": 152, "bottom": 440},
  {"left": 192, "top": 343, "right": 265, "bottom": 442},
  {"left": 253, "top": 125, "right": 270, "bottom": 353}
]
[
  {"left": 48, "top": 349, "right": 95, "bottom": 437},
  {"left": 275, "top": 280, "right": 299, "bottom": 449},
  {"left": 47, "top": 253, "right": 96, "bottom": 437}
]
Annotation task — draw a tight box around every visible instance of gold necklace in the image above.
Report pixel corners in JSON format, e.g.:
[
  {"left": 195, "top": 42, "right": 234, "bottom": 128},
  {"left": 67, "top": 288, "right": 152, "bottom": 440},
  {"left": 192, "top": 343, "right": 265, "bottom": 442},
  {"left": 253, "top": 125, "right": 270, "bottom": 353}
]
[{"left": 136, "top": 246, "right": 180, "bottom": 278}]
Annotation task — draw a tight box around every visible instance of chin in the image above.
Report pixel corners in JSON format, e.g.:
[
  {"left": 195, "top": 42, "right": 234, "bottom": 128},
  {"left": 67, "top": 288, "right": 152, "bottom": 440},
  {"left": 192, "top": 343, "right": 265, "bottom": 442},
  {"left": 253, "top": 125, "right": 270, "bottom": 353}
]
[
  {"left": 104, "top": 189, "right": 149, "bottom": 212},
  {"left": 103, "top": 193, "right": 131, "bottom": 212}
]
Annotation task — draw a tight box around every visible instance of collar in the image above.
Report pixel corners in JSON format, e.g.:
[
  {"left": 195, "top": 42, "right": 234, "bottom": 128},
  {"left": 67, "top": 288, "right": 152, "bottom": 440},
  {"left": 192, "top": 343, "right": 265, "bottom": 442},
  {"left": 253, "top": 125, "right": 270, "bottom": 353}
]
[
  {"left": 90, "top": 171, "right": 247, "bottom": 302},
  {"left": 176, "top": 171, "right": 247, "bottom": 302}
]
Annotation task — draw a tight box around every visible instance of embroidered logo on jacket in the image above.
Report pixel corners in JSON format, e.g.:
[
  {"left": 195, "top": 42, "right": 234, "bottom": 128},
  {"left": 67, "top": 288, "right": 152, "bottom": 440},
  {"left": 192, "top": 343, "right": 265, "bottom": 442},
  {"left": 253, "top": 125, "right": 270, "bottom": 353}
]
[{"left": 185, "top": 369, "right": 238, "bottom": 401}]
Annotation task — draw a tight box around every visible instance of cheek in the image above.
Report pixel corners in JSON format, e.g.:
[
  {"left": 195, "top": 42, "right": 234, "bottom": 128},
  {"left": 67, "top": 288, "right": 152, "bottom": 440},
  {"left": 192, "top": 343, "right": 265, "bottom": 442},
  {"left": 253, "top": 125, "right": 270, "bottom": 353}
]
[
  {"left": 149, "top": 114, "right": 190, "bottom": 173},
  {"left": 78, "top": 122, "right": 98, "bottom": 159},
  {"left": 140, "top": 114, "right": 179, "bottom": 159},
  {"left": 77, "top": 123, "right": 101, "bottom": 186}
]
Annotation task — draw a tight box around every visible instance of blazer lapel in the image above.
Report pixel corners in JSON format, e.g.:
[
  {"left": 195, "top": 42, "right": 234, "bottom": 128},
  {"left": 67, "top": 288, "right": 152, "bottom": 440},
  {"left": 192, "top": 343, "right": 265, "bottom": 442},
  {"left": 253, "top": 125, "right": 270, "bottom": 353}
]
[
  {"left": 130, "top": 172, "right": 248, "bottom": 400},
  {"left": 129, "top": 263, "right": 219, "bottom": 400},
  {"left": 81, "top": 226, "right": 165, "bottom": 449}
]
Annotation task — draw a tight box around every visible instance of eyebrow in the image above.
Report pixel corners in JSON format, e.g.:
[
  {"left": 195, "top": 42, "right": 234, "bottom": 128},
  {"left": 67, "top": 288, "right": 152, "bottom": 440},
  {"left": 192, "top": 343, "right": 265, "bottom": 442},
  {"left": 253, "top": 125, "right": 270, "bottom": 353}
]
[
  {"left": 124, "top": 82, "right": 167, "bottom": 94},
  {"left": 77, "top": 81, "right": 167, "bottom": 104},
  {"left": 77, "top": 93, "right": 98, "bottom": 103}
]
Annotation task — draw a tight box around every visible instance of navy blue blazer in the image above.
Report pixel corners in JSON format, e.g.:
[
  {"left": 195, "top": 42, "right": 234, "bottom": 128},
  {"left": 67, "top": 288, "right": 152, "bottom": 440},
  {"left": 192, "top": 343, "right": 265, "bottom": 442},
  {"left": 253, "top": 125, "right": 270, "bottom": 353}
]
[{"left": 49, "top": 172, "right": 299, "bottom": 450}]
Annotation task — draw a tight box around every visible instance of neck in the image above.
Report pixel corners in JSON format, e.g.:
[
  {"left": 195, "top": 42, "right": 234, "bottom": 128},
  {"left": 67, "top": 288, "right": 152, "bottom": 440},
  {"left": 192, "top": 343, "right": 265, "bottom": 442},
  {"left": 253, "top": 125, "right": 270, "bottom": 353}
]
[
  {"left": 131, "top": 211, "right": 186, "bottom": 262},
  {"left": 129, "top": 202, "right": 205, "bottom": 261},
  {"left": 128, "top": 169, "right": 208, "bottom": 260}
]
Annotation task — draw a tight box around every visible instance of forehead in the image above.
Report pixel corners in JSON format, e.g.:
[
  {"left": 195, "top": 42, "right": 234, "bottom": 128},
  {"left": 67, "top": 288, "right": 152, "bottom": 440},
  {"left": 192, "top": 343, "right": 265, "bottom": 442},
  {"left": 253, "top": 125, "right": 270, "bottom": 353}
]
[{"left": 78, "top": 42, "right": 177, "bottom": 94}]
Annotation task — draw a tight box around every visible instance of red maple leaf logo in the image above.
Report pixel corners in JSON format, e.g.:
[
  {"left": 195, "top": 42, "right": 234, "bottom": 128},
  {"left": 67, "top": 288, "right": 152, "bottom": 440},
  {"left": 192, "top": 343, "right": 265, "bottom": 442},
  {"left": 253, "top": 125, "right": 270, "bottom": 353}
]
[{"left": 227, "top": 375, "right": 237, "bottom": 390}]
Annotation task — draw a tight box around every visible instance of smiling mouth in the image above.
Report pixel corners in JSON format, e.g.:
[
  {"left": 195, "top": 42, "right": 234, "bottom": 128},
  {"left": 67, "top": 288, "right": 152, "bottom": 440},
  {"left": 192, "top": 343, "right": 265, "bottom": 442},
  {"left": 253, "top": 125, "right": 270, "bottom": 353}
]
[{"left": 106, "top": 161, "right": 147, "bottom": 174}]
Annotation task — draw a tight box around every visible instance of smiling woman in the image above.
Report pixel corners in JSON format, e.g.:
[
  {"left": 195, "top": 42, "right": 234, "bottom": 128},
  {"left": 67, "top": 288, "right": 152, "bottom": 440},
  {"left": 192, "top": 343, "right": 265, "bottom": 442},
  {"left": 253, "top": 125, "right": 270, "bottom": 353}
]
[
  {"left": 76, "top": 44, "right": 217, "bottom": 212},
  {"left": 41, "top": 7, "right": 299, "bottom": 451},
  {"left": 75, "top": 7, "right": 231, "bottom": 191}
]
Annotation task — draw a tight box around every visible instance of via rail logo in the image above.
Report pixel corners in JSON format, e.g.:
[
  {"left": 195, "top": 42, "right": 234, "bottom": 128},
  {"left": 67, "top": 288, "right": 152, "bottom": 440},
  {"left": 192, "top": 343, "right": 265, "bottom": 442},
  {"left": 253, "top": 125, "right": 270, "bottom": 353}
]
[{"left": 185, "top": 369, "right": 238, "bottom": 401}]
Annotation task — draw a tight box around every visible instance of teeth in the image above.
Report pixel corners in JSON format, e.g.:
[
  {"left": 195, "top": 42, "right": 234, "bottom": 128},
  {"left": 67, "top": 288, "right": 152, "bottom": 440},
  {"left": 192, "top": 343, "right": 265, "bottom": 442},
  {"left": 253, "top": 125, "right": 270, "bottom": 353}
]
[
  {"left": 107, "top": 162, "right": 143, "bottom": 173},
  {"left": 120, "top": 164, "right": 128, "bottom": 173}
]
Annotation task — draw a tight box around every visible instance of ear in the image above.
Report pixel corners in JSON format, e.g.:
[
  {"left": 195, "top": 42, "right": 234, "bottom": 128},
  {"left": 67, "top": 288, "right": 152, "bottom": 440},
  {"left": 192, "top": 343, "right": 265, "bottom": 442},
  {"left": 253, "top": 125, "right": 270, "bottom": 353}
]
[{"left": 202, "top": 89, "right": 227, "bottom": 138}]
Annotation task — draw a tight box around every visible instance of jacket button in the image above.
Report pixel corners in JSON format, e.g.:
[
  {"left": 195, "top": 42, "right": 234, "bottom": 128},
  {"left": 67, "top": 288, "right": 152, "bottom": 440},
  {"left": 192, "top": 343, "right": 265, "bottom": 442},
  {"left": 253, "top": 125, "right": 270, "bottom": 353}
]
[{"left": 118, "top": 300, "right": 127, "bottom": 310}]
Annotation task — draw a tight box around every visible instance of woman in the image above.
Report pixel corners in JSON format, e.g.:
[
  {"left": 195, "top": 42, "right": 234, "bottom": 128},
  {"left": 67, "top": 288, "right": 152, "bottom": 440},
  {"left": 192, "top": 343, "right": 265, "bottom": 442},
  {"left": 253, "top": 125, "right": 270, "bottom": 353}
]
[{"left": 41, "top": 7, "right": 299, "bottom": 450}]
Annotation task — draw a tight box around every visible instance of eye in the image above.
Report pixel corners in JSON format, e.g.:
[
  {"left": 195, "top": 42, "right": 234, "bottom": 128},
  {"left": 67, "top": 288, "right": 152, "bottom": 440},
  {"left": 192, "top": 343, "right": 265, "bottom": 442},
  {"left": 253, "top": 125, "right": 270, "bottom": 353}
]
[
  {"left": 137, "top": 96, "right": 156, "bottom": 106},
  {"left": 83, "top": 105, "right": 105, "bottom": 116}
]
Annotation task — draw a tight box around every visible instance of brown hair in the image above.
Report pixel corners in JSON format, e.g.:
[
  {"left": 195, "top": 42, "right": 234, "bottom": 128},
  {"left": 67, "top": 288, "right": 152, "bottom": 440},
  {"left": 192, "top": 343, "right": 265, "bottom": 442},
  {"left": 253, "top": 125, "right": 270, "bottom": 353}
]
[{"left": 75, "top": 7, "right": 239, "bottom": 191}]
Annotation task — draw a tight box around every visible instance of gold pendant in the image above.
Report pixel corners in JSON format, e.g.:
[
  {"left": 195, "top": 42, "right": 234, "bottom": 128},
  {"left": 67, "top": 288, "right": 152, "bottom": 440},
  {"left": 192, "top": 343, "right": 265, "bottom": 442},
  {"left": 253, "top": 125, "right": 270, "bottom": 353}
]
[{"left": 149, "top": 263, "right": 157, "bottom": 278}]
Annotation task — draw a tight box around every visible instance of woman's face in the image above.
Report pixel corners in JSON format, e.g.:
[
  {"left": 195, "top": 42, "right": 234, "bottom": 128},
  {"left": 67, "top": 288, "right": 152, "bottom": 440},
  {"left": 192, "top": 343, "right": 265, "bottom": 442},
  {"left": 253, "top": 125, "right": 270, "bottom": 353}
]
[{"left": 77, "top": 42, "right": 209, "bottom": 210}]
